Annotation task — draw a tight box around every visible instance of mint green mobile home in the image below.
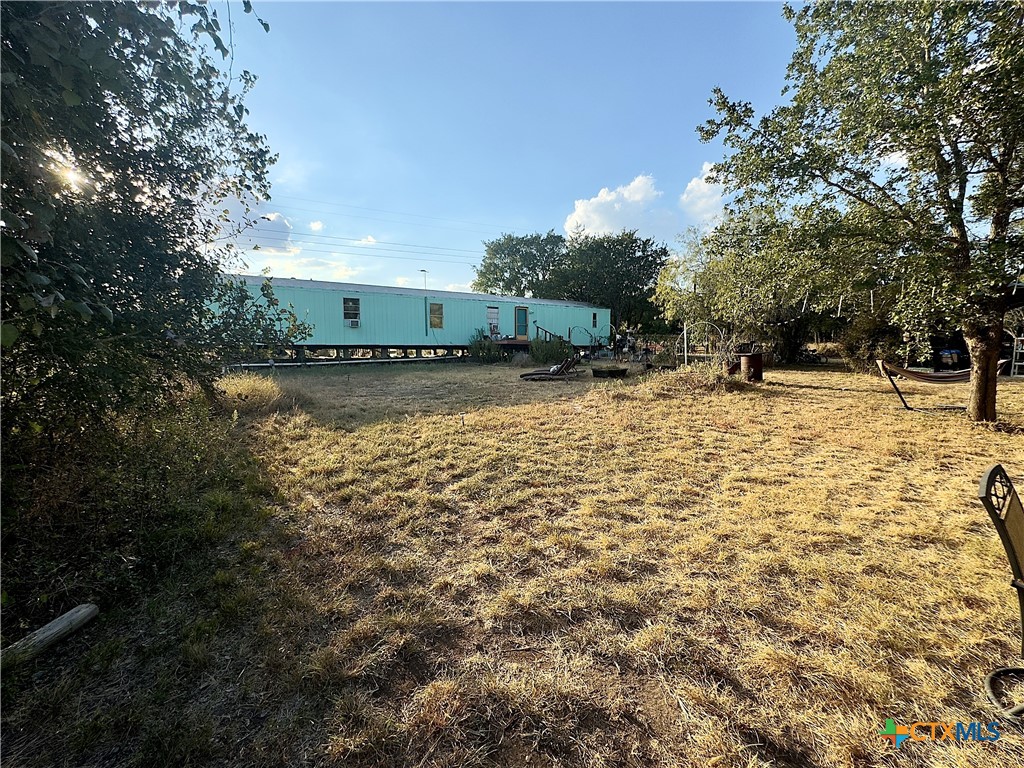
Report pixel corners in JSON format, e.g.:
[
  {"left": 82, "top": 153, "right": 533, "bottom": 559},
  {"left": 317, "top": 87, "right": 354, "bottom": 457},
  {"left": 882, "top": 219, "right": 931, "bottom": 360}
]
[{"left": 239, "top": 275, "right": 611, "bottom": 355}]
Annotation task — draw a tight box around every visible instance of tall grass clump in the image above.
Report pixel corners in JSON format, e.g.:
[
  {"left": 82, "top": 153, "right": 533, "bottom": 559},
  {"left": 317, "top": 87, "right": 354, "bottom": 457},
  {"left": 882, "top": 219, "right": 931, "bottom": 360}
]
[
  {"left": 635, "top": 362, "right": 752, "bottom": 399},
  {"left": 218, "top": 371, "right": 302, "bottom": 415},
  {"left": 529, "top": 337, "right": 573, "bottom": 365},
  {"left": 468, "top": 328, "right": 503, "bottom": 364},
  {"left": 0, "top": 389, "right": 271, "bottom": 637}
]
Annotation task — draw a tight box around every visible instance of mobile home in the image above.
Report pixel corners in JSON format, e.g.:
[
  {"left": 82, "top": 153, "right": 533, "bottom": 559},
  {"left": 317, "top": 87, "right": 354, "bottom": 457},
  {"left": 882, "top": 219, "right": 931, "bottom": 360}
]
[{"left": 237, "top": 275, "right": 611, "bottom": 358}]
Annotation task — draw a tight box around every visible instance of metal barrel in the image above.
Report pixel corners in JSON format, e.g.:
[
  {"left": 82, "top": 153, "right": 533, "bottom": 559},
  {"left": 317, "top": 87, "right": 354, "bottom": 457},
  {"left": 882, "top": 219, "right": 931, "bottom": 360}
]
[{"left": 739, "top": 353, "right": 763, "bottom": 382}]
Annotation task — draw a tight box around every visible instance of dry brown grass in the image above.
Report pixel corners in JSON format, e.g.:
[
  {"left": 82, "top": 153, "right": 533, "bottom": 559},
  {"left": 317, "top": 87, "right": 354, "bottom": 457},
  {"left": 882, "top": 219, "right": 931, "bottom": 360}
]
[
  {"left": 252, "top": 360, "right": 605, "bottom": 425},
  {"left": 245, "top": 364, "right": 1024, "bottom": 766},
  {"left": 4, "top": 362, "right": 1024, "bottom": 767}
]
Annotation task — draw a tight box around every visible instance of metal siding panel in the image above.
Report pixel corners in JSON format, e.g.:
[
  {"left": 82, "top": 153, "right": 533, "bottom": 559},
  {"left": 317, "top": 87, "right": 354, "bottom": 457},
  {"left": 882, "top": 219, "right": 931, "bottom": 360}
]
[
  {"left": 529, "top": 304, "right": 591, "bottom": 342},
  {"left": 248, "top": 281, "right": 612, "bottom": 346},
  {"left": 365, "top": 292, "right": 423, "bottom": 346},
  {"left": 271, "top": 285, "right": 337, "bottom": 344},
  {"left": 423, "top": 296, "right": 492, "bottom": 345},
  {"left": 441, "top": 298, "right": 486, "bottom": 343}
]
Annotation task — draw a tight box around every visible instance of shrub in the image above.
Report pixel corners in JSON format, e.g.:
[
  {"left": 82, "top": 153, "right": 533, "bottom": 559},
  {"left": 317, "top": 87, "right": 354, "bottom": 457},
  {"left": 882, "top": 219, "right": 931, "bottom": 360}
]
[
  {"left": 0, "top": 392, "right": 269, "bottom": 634},
  {"left": 651, "top": 348, "right": 678, "bottom": 367},
  {"left": 468, "top": 328, "right": 503, "bottom": 364},
  {"left": 814, "top": 341, "right": 842, "bottom": 360},
  {"left": 218, "top": 372, "right": 286, "bottom": 414},
  {"left": 839, "top": 314, "right": 901, "bottom": 372},
  {"left": 529, "top": 337, "right": 573, "bottom": 366}
]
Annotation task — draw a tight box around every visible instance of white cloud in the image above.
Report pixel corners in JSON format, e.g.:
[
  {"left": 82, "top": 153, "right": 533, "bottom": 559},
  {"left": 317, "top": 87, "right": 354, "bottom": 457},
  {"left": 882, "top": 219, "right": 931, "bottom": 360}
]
[
  {"left": 245, "top": 251, "right": 361, "bottom": 283},
  {"left": 679, "top": 162, "right": 725, "bottom": 224},
  {"left": 323, "top": 262, "right": 361, "bottom": 282},
  {"left": 564, "top": 175, "right": 664, "bottom": 235},
  {"left": 395, "top": 276, "right": 411, "bottom": 287},
  {"left": 261, "top": 211, "right": 292, "bottom": 228},
  {"left": 233, "top": 208, "right": 299, "bottom": 264},
  {"left": 270, "top": 159, "right": 319, "bottom": 190},
  {"left": 445, "top": 282, "right": 473, "bottom": 293},
  {"left": 880, "top": 151, "right": 909, "bottom": 168},
  {"left": 357, "top": 235, "right": 377, "bottom": 246},
  {"left": 309, "top": 220, "right": 324, "bottom": 232},
  {"left": 251, "top": 244, "right": 302, "bottom": 258}
]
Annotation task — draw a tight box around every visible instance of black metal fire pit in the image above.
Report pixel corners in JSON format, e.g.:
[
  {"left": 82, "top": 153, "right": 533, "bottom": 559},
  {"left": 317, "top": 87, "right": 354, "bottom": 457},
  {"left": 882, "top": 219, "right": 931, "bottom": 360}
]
[{"left": 592, "top": 366, "right": 629, "bottom": 379}]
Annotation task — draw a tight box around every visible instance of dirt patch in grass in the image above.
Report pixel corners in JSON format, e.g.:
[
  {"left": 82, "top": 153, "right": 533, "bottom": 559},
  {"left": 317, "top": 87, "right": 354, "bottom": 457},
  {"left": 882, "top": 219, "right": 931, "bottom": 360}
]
[
  {"left": 4, "top": 365, "right": 1024, "bottom": 767},
  {"left": 263, "top": 361, "right": 607, "bottom": 428}
]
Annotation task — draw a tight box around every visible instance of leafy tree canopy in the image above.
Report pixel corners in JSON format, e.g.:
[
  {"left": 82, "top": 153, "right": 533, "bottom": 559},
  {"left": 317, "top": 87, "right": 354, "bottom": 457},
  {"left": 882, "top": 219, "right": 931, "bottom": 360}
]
[
  {"left": 555, "top": 229, "right": 670, "bottom": 330},
  {"left": 471, "top": 230, "right": 566, "bottom": 298},
  {"left": 1, "top": 1, "right": 304, "bottom": 435},
  {"left": 699, "top": 0, "right": 1023, "bottom": 420},
  {"left": 657, "top": 212, "right": 840, "bottom": 362},
  {"left": 473, "top": 229, "right": 669, "bottom": 330}
]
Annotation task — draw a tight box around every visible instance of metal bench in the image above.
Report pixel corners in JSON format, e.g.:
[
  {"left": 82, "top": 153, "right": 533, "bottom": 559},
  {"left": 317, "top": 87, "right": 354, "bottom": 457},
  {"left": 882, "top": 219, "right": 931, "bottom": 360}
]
[{"left": 978, "top": 464, "right": 1024, "bottom": 718}]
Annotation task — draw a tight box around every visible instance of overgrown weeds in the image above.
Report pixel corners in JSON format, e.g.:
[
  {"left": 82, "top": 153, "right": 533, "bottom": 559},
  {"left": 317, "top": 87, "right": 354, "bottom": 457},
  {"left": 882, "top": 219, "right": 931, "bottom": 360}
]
[
  {"left": 468, "top": 328, "right": 503, "bottom": 364},
  {"left": 217, "top": 370, "right": 308, "bottom": 416},
  {"left": 529, "top": 336, "right": 574, "bottom": 365},
  {"left": 0, "top": 390, "right": 272, "bottom": 638},
  {"left": 633, "top": 363, "right": 753, "bottom": 398},
  {"left": 1, "top": 388, "right": 293, "bottom": 767}
]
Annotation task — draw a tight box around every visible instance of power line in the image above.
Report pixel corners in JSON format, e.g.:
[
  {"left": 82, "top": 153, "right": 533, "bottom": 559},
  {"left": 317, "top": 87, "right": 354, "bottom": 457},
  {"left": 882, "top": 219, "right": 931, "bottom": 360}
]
[
  {"left": 246, "top": 226, "right": 485, "bottom": 255},
  {"left": 234, "top": 238, "right": 481, "bottom": 267},
  {"left": 264, "top": 201, "right": 504, "bottom": 236},
  {"left": 268, "top": 193, "right": 513, "bottom": 231},
  {"left": 237, "top": 231, "right": 480, "bottom": 264}
]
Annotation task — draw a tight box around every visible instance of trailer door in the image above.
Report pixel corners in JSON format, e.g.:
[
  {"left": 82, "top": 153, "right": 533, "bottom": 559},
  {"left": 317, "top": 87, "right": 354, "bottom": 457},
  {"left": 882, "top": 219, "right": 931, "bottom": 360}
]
[{"left": 514, "top": 306, "right": 529, "bottom": 340}]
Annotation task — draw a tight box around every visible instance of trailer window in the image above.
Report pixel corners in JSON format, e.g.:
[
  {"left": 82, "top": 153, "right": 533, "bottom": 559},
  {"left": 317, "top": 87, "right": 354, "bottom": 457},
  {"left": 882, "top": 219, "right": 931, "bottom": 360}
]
[
  {"left": 429, "top": 302, "right": 444, "bottom": 329},
  {"left": 592, "top": 312, "right": 597, "bottom": 328},
  {"left": 343, "top": 297, "right": 360, "bottom": 321},
  {"left": 487, "top": 306, "right": 499, "bottom": 336}
]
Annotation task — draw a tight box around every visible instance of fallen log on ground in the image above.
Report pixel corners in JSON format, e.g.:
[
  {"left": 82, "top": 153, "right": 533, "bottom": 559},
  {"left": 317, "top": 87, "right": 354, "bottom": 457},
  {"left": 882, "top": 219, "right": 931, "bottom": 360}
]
[{"left": 1, "top": 603, "right": 99, "bottom": 670}]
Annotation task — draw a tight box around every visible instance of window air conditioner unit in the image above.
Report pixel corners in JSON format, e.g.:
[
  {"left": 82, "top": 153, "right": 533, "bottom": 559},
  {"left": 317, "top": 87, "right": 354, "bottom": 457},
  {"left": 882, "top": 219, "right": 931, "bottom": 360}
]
[{"left": 345, "top": 319, "right": 360, "bottom": 328}]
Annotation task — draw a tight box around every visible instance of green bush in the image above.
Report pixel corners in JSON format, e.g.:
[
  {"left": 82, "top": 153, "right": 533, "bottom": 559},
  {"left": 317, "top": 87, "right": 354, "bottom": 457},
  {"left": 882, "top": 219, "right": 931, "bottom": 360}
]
[
  {"left": 529, "top": 337, "right": 573, "bottom": 365},
  {"left": 468, "top": 328, "right": 503, "bottom": 364},
  {"left": 0, "top": 392, "right": 271, "bottom": 634},
  {"left": 839, "top": 314, "right": 901, "bottom": 372}
]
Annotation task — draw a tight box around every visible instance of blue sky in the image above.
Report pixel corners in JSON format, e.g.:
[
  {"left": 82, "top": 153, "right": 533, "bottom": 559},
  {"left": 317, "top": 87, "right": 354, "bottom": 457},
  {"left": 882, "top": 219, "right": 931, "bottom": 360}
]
[{"left": 225, "top": 1, "right": 797, "bottom": 291}]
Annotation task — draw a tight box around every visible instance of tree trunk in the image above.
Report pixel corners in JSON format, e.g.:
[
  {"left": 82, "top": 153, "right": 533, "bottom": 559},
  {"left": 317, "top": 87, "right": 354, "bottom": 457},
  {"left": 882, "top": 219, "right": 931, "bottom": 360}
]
[{"left": 963, "top": 317, "right": 1004, "bottom": 422}]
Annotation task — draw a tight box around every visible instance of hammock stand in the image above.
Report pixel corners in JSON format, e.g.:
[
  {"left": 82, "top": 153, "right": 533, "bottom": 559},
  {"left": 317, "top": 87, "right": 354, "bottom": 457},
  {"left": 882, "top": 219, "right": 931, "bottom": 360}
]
[{"left": 876, "top": 359, "right": 1006, "bottom": 411}]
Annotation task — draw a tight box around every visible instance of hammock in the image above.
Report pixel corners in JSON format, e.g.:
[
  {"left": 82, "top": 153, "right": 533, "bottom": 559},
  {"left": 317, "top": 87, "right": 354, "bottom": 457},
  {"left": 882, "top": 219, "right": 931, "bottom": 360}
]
[
  {"left": 878, "top": 360, "right": 972, "bottom": 384},
  {"left": 876, "top": 359, "right": 1008, "bottom": 410}
]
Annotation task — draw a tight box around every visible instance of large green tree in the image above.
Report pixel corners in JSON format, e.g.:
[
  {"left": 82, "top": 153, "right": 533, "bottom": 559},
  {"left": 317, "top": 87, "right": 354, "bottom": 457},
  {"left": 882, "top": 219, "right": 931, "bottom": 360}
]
[
  {"left": 473, "top": 229, "right": 669, "bottom": 329},
  {"left": 1, "top": 1, "right": 301, "bottom": 435},
  {"left": 555, "top": 229, "right": 670, "bottom": 329},
  {"left": 656, "top": 211, "right": 848, "bottom": 362},
  {"left": 700, "top": 0, "right": 1023, "bottom": 421},
  {"left": 471, "top": 230, "right": 566, "bottom": 297}
]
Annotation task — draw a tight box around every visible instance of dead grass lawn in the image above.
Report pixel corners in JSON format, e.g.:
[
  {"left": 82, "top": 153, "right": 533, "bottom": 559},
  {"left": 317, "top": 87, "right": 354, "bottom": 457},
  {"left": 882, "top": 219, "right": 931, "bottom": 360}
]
[{"left": 4, "top": 362, "right": 1024, "bottom": 767}]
